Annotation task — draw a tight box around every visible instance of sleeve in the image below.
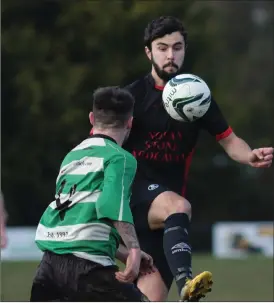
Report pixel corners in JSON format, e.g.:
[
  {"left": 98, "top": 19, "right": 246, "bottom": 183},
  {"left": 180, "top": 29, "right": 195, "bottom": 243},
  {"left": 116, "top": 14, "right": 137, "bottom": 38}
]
[
  {"left": 96, "top": 153, "right": 137, "bottom": 224},
  {"left": 199, "top": 96, "right": 233, "bottom": 141}
]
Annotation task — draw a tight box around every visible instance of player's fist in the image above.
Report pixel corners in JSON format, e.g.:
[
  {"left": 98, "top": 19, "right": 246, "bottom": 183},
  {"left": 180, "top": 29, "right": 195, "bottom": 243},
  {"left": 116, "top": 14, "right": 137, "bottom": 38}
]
[{"left": 248, "top": 147, "right": 273, "bottom": 168}]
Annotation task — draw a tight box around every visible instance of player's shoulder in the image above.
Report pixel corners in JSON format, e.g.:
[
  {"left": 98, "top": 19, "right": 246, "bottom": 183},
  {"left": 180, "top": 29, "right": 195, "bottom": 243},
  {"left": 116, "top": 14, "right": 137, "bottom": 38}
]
[
  {"left": 105, "top": 141, "right": 137, "bottom": 165},
  {"left": 123, "top": 74, "right": 151, "bottom": 97},
  {"left": 123, "top": 76, "right": 145, "bottom": 90}
]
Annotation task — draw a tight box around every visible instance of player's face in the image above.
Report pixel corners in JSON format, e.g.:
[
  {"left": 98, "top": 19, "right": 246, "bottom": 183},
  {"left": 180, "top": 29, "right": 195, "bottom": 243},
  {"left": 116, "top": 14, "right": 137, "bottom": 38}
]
[{"left": 146, "top": 31, "right": 186, "bottom": 82}]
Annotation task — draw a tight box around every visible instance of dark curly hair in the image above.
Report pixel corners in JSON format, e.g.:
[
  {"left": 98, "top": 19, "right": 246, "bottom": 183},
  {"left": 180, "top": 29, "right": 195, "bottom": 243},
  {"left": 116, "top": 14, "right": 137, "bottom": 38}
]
[{"left": 144, "top": 16, "right": 188, "bottom": 50}]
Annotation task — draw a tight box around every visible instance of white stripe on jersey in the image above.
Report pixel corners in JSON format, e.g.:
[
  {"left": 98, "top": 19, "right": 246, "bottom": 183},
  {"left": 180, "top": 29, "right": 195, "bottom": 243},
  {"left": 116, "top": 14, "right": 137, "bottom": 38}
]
[
  {"left": 49, "top": 190, "right": 102, "bottom": 209},
  {"left": 72, "top": 138, "right": 106, "bottom": 151},
  {"left": 36, "top": 222, "right": 110, "bottom": 242},
  {"left": 56, "top": 156, "right": 103, "bottom": 183}
]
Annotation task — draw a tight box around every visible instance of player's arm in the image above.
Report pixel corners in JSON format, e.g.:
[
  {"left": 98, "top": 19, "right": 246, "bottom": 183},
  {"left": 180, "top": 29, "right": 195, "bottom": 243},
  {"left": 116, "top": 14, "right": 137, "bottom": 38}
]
[
  {"left": 113, "top": 220, "right": 140, "bottom": 249},
  {"left": 200, "top": 97, "right": 273, "bottom": 168},
  {"left": 219, "top": 133, "right": 273, "bottom": 168},
  {"left": 95, "top": 153, "right": 138, "bottom": 243},
  {"left": 96, "top": 153, "right": 141, "bottom": 282},
  {"left": 116, "top": 244, "right": 129, "bottom": 263},
  {"left": 91, "top": 152, "right": 141, "bottom": 265}
]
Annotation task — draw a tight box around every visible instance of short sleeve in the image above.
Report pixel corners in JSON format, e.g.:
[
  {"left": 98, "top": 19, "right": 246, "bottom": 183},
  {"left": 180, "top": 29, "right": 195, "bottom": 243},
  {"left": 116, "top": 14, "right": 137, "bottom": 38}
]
[
  {"left": 96, "top": 153, "right": 137, "bottom": 224},
  {"left": 199, "top": 97, "right": 233, "bottom": 141}
]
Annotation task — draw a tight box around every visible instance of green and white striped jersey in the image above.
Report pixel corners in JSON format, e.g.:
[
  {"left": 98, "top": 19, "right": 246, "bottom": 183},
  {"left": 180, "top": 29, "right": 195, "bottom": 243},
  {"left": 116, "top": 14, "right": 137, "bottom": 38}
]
[{"left": 35, "top": 134, "right": 137, "bottom": 266}]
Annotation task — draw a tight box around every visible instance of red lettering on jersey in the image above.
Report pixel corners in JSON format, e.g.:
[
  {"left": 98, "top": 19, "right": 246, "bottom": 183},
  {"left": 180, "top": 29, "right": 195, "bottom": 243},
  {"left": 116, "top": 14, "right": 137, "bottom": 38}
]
[
  {"left": 148, "top": 132, "right": 162, "bottom": 140},
  {"left": 162, "top": 153, "right": 172, "bottom": 162},
  {"left": 150, "top": 152, "right": 159, "bottom": 160},
  {"left": 148, "top": 131, "right": 182, "bottom": 141},
  {"left": 132, "top": 149, "right": 188, "bottom": 163},
  {"left": 177, "top": 131, "right": 183, "bottom": 140},
  {"left": 169, "top": 132, "right": 176, "bottom": 141},
  {"left": 165, "top": 142, "right": 177, "bottom": 151},
  {"left": 145, "top": 141, "right": 151, "bottom": 149}
]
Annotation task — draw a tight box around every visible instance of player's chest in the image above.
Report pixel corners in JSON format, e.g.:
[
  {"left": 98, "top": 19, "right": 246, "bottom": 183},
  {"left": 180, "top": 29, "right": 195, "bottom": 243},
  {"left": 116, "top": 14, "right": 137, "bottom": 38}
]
[{"left": 133, "top": 95, "right": 198, "bottom": 135}]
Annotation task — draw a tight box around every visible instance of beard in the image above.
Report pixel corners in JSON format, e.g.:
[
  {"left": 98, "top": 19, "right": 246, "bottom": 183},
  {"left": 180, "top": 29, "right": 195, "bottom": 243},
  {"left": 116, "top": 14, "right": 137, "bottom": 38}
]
[{"left": 151, "top": 55, "right": 183, "bottom": 82}]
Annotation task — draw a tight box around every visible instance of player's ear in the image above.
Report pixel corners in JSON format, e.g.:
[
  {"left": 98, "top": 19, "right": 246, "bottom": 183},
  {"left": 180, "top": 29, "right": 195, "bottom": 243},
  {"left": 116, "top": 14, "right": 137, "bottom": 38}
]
[
  {"left": 145, "top": 46, "right": 152, "bottom": 60},
  {"left": 89, "top": 112, "right": 94, "bottom": 126},
  {"left": 127, "top": 116, "right": 133, "bottom": 129}
]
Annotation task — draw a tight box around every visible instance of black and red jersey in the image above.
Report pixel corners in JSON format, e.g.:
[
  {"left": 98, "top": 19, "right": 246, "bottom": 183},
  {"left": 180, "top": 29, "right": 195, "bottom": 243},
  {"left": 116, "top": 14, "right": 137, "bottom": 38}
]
[{"left": 123, "top": 73, "right": 232, "bottom": 195}]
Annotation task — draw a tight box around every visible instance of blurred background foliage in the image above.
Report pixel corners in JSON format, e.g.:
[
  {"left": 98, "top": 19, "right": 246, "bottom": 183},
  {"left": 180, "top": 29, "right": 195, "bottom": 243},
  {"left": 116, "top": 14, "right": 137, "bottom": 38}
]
[{"left": 1, "top": 0, "right": 273, "bottom": 227}]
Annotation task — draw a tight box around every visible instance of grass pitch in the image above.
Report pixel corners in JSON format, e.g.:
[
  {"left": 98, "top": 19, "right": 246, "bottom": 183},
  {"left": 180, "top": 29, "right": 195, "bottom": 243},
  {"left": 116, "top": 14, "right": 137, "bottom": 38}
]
[{"left": 1, "top": 254, "right": 273, "bottom": 301}]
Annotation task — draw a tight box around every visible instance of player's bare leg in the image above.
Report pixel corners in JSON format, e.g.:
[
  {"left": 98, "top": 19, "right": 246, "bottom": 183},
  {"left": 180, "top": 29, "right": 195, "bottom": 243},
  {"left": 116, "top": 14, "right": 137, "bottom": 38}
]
[
  {"left": 137, "top": 269, "right": 168, "bottom": 301},
  {"left": 147, "top": 191, "right": 213, "bottom": 301}
]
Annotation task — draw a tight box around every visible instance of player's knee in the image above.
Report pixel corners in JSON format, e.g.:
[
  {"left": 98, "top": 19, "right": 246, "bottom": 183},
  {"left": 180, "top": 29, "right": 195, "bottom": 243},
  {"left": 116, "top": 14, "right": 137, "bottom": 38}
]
[
  {"left": 165, "top": 196, "right": 191, "bottom": 220},
  {"left": 148, "top": 192, "right": 191, "bottom": 230}
]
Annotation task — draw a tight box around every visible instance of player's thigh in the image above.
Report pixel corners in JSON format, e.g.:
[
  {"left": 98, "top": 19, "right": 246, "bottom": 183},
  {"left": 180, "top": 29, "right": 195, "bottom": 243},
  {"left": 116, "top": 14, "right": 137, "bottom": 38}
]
[
  {"left": 130, "top": 177, "right": 191, "bottom": 231},
  {"left": 130, "top": 178, "right": 169, "bottom": 231},
  {"left": 148, "top": 191, "right": 191, "bottom": 230}
]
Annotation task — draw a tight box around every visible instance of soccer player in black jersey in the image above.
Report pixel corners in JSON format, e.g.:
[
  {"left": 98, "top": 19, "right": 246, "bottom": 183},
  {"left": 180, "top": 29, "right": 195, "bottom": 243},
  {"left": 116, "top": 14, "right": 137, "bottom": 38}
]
[{"left": 121, "top": 16, "right": 273, "bottom": 301}]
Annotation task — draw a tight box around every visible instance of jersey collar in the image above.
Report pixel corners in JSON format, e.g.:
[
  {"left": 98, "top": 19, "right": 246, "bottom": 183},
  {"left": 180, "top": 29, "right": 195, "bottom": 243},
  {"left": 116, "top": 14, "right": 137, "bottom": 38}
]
[
  {"left": 89, "top": 133, "right": 117, "bottom": 144},
  {"left": 147, "top": 73, "right": 165, "bottom": 91}
]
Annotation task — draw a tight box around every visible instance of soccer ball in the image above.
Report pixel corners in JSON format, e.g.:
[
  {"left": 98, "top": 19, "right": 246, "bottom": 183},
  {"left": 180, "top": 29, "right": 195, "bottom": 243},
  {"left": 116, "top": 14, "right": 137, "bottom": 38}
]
[{"left": 162, "top": 73, "right": 211, "bottom": 122}]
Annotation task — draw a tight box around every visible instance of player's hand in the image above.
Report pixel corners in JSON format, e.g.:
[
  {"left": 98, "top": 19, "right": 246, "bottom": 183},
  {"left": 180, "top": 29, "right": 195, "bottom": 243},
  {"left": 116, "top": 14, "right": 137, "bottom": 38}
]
[
  {"left": 248, "top": 147, "right": 273, "bottom": 168},
  {"left": 139, "top": 250, "right": 155, "bottom": 275},
  {"left": 115, "top": 248, "right": 141, "bottom": 283}
]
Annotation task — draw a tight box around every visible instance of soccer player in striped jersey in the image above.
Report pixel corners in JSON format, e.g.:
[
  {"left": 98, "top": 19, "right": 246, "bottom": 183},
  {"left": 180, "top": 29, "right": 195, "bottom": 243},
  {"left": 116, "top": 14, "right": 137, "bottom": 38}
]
[{"left": 30, "top": 87, "right": 152, "bottom": 302}]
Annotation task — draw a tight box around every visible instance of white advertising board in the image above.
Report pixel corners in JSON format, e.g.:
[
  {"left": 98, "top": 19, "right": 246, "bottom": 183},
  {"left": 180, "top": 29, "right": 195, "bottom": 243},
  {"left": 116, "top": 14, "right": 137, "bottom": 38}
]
[
  {"left": 1, "top": 227, "right": 43, "bottom": 261},
  {"left": 212, "top": 221, "right": 273, "bottom": 258}
]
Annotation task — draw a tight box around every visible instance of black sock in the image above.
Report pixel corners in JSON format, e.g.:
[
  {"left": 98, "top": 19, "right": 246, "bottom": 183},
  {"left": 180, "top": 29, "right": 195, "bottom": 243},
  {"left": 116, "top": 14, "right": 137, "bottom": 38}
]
[{"left": 163, "top": 213, "right": 192, "bottom": 295}]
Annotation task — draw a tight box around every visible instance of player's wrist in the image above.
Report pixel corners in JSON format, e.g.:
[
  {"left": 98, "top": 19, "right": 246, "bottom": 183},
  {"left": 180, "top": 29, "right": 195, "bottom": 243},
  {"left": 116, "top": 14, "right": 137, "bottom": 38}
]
[
  {"left": 129, "top": 248, "right": 141, "bottom": 260},
  {"left": 129, "top": 247, "right": 141, "bottom": 253}
]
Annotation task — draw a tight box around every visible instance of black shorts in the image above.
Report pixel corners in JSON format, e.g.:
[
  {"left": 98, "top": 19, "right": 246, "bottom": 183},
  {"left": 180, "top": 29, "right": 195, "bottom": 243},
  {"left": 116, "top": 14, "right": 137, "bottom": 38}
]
[
  {"left": 130, "top": 177, "right": 173, "bottom": 291},
  {"left": 30, "top": 251, "right": 148, "bottom": 302}
]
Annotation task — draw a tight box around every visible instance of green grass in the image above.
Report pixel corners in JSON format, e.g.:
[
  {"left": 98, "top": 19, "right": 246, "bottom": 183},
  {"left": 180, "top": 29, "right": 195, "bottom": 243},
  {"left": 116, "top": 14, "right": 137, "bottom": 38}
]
[{"left": 1, "top": 254, "right": 273, "bottom": 301}]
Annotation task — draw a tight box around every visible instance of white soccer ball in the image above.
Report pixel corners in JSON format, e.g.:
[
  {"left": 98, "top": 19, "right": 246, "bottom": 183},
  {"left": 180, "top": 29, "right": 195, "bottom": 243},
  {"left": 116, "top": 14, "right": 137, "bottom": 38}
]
[{"left": 162, "top": 73, "right": 211, "bottom": 122}]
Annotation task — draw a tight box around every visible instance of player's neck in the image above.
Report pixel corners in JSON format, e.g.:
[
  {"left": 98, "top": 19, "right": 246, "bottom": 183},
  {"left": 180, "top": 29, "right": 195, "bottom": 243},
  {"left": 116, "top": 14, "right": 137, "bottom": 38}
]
[
  {"left": 92, "top": 128, "right": 125, "bottom": 146},
  {"left": 151, "top": 68, "right": 166, "bottom": 87}
]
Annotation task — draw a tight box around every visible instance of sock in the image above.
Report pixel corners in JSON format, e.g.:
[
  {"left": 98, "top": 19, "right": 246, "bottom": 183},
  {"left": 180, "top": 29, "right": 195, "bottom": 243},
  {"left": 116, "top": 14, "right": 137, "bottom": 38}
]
[{"left": 163, "top": 213, "right": 192, "bottom": 295}]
